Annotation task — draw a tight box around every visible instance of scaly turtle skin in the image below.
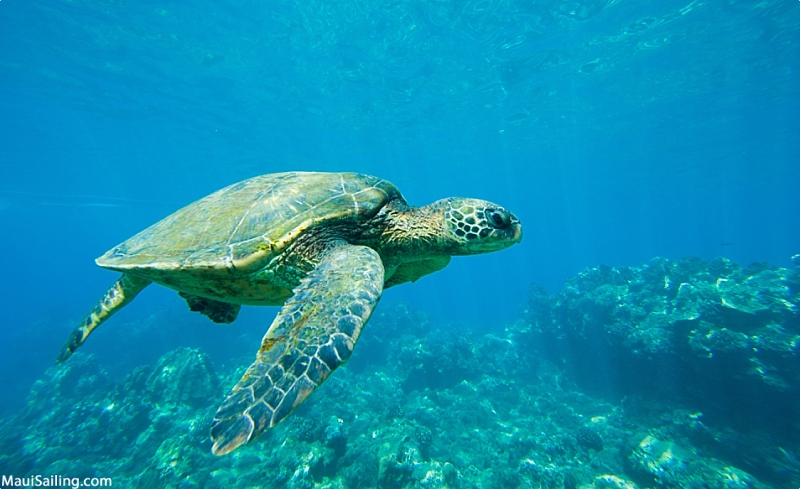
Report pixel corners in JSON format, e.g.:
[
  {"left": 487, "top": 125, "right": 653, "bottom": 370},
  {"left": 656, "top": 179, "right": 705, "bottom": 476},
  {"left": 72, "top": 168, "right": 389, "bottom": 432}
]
[{"left": 57, "top": 171, "right": 522, "bottom": 455}]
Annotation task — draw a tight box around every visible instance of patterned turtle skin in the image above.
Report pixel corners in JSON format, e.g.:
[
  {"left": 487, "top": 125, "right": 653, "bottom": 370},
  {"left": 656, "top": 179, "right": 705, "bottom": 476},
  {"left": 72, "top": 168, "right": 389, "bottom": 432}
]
[{"left": 56, "top": 171, "right": 523, "bottom": 455}]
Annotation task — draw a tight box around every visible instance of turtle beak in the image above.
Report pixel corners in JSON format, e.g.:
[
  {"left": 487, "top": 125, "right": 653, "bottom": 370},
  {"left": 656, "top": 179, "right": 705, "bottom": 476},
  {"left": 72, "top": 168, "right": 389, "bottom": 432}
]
[
  {"left": 498, "top": 221, "right": 522, "bottom": 250},
  {"left": 510, "top": 221, "right": 522, "bottom": 244}
]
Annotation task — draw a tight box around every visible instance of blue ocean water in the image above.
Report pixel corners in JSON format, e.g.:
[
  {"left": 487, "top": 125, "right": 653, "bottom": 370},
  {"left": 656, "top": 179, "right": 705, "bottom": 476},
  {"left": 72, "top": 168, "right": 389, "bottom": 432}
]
[{"left": 1, "top": 0, "right": 799, "bottom": 487}]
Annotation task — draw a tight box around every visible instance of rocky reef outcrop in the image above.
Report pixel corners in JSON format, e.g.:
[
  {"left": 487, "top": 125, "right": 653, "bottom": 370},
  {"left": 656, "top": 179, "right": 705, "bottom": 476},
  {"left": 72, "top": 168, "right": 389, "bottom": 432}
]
[
  {"left": 0, "top": 256, "right": 797, "bottom": 488},
  {"left": 527, "top": 255, "right": 800, "bottom": 487},
  {"left": 0, "top": 347, "right": 221, "bottom": 485}
]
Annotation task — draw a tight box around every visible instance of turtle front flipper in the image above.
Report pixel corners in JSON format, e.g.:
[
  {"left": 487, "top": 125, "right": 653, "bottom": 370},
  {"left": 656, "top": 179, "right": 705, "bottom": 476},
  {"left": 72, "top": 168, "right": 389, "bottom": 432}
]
[
  {"left": 56, "top": 274, "right": 151, "bottom": 363},
  {"left": 210, "top": 244, "right": 385, "bottom": 456},
  {"left": 179, "top": 293, "right": 241, "bottom": 323}
]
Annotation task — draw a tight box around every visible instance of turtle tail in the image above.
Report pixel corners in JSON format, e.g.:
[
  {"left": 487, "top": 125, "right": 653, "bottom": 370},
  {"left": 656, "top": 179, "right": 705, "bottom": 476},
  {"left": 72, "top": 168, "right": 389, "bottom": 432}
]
[{"left": 56, "top": 274, "right": 151, "bottom": 363}]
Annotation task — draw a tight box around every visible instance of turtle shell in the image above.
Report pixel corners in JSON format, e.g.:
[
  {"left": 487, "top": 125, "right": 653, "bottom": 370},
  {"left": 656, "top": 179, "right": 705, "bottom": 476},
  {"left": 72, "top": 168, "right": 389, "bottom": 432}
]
[{"left": 97, "top": 172, "right": 401, "bottom": 275}]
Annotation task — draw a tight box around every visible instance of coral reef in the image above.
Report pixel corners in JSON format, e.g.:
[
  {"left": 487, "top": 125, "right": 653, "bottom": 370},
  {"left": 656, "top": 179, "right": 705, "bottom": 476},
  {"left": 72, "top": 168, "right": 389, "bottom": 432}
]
[
  {"left": 528, "top": 257, "right": 799, "bottom": 395},
  {"left": 0, "top": 257, "right": 797, "bottom": 488},
  {"left": 575, "top": 426, "right": 604, "bottom": 452},
  {"left": 387, "top": 404, "right": 405, "bottom": 420},
  {"left": 527, "top": 255, "right": 800, "bottom": 487},
  {"left": 413, "top": 426, "right": 433, "bottom": 461}
]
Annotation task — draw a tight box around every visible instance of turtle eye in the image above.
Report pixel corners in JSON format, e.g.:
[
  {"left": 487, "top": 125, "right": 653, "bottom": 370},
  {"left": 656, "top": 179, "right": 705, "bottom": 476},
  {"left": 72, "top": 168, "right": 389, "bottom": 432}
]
[{"left": 485, "top": 209, "right": 511, "bottom": 229}]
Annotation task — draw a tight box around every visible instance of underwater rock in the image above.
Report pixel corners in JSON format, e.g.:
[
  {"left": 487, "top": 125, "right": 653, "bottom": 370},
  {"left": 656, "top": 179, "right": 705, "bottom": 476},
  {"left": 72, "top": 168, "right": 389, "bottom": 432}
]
[
  {"left": 442, "top": 462, "right": 459, "bottom": 487},
  {"left": 287, "top": 463, "right": 315, "bottom": 489},
  {"left": 154, "top": 436, "right": 205, "bottom": 480},
  {"left": 324, "top": 415, "right": 348, "bottom": 458},
  {"left": 145, "top": 347, "right": 221, "bottom": 408},
  {"left": 378, "top": 451, "right": 415, "bottom": 489},
  {"left": 518, "top": 458, "right": 567, "bottom": 488},
  {"left": 575, "top": 426, "right": 604, "bottom": 452},
  {"left": 0, "top": 348, "right": 228, "bottom": 486},
  {"left": 347, "top": 302, "right": 431, "bottom": 374},
  {"left": 115, "top": 364, "right": 152, "bottom": 398},
  {"left": 43, "top": 351, "right": 110, "bottom": 400},
  {"left": 627, "top": 434, "right": 694, "bottom": 487},
  {"left": 539, "top": 256, "right": 798, "bottom": 357},
  {"left": 419, "top": 469, "right": 444, "bottom": 488},
  {"left": 682, "top": 413, "right": 800, "bottom": 488},
  {"left": 528, "top": 256, "right": 800, "bottom": 438},
  {"left": 627, "top": 433, "right": 768, "bottom": 489},
  {"left": 587, "top": 474, "right": 638, "bottom": 489},
  {"left": 340, "top": 447, "right": 381, "bottom": 488},
  {"left": 523, "top": 256, "right": 800, "bottom": 487},
  {"left": 410, "top": 460, "right": 464, "bottom": 489},
  {"left": 527, "top": 282, "right": 552, "bottom": 326},
  {"left": 15, "top": 353, "right": 131, "bottom": 462},
  {"left": 1, "top": 274, "right": 796, "bottom": 489},
  {"left": 290, "top": 415, "right": 322, "bottom": 442},
  {"left": 400, "top": 334, "right": 481, "bottom": 392},
  {"left": 490, "top": 466, "right": 522, "bottom": 488}
]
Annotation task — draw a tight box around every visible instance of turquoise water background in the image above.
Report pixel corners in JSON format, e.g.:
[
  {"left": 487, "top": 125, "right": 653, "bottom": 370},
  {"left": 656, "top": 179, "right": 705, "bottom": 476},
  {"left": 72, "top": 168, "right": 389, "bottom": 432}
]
[{"left": 0, "top": 0, "right": 799, "bottom": 486}]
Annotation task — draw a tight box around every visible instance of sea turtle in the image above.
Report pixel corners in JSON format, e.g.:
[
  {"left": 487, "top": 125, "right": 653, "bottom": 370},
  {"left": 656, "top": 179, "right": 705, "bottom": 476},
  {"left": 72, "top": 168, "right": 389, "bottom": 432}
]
[{"left": 57, "top": 171, "right": 522, "bottom": 455}]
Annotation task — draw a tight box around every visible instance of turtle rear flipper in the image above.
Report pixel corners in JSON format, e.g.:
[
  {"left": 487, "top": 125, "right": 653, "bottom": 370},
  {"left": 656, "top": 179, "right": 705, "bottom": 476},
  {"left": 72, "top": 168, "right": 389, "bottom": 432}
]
[
  {"left": 179, "top": 293, "right": 241, "bottom": 323},
  {"left": 57, "top": 274, "right": 151, "bottom": 363},
  {"left": 210, "top": 244, "right": 384, "bottom": 456}
]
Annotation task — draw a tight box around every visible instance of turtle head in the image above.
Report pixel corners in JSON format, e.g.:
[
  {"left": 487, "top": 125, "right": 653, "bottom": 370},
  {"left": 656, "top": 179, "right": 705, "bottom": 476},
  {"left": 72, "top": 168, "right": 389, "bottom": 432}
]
[{"left": 441, "top": 198, "right": 522, "bottom": 255}]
